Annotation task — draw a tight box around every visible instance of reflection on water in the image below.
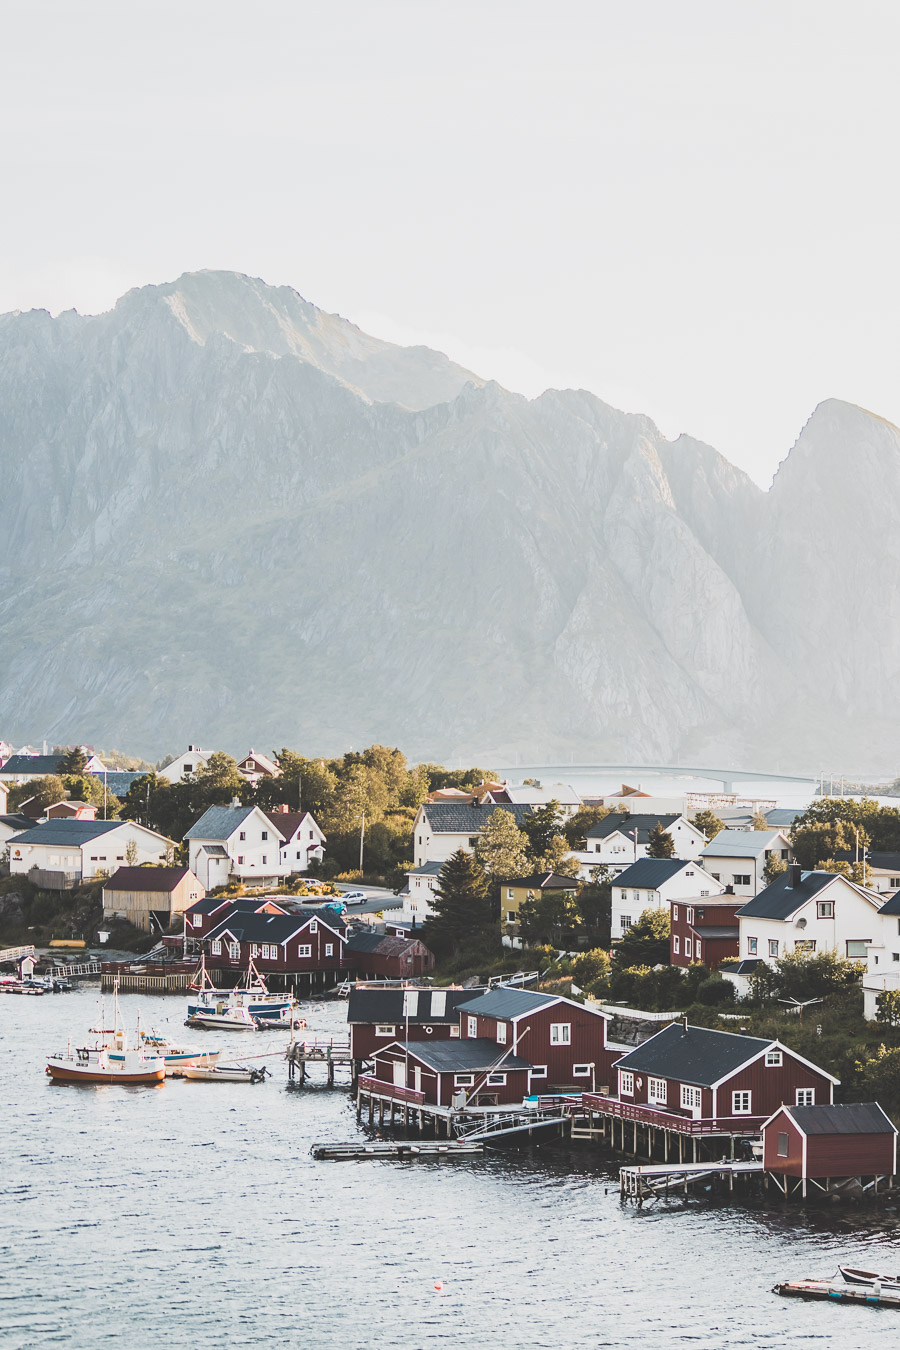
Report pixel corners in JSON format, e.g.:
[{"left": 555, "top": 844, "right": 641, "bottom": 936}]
[{"left": 2, "top": 991, "right": 898, "bottom": 1348}]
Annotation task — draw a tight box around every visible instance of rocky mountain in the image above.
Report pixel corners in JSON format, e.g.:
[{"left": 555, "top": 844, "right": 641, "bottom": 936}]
[{"left": 0, "top": 271, "right": 897, "bottom": 772}]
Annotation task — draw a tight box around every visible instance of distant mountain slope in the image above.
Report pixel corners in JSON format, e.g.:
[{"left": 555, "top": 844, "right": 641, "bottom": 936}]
[{"left": 0, "top": 271, "right": 896, "bottom": 771}]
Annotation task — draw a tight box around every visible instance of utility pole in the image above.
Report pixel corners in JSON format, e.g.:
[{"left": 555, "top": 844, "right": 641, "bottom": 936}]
[{"left": 359, "top": 812, "right": 366, "bottom": 872}]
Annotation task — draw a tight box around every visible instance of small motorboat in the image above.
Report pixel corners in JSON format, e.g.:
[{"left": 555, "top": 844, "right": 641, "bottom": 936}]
[
  {"left": 181, "top": 1064, "right": 268, "bottom": 1083},
  {"left": 839, "top": 1266, "right": 900, "bottom": 1290},
  {"left": 185, "top": 1005, "right": 262, "bottom": 1032},
  {"left": 187, "top": 954, "right": 296, "bottom": 1022}
]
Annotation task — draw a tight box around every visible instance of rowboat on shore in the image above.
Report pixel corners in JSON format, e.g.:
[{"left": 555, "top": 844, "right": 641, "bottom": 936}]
[{"left": 181, "top": 1064, "right": 268, "bottom": 1083}]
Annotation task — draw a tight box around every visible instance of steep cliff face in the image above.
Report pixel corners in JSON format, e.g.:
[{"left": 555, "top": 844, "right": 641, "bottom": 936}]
[{"left": 0, "top": 272, "right": 894, "bottom": 770}]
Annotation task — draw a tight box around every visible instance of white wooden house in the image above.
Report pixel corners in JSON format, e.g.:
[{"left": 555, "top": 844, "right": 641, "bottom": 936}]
[
  {"left": 611, "top": 857, "right": 726, "bottom": 938},
  {"left": 700, "top": 830, "right": 792, "bottom": 897},
  {"left": 8, "top": 818, "right": 172, "bottom": 882},
  {"left": 264, "top": 809, "right": 325, "bottom": 873},
  {"left": 158, "top": 745, "right": 214, "bottom": 783},
  {"left": 575, "top": 813, "right": 707, "bottom": 877},
  {"left": 185, "top": 805, "right": 286, "bottom": 889},
  {"left": 736, "top": 865, "right": 885, "bottom": 967},
  {"left": 411, "top": 801, "right": 533, "bottom": 867}
]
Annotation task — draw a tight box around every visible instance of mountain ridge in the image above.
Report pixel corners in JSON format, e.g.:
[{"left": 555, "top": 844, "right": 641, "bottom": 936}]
[{"left": 0, "top": 271, "right": 897, "bottom": 772}]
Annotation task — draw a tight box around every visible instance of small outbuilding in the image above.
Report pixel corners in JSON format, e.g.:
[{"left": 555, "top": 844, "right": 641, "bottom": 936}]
[
  {"left": 762, "top": 1102, "right": 897, "bottom": 1189},
  {"left": 103, "top": 866, "right": 205, "bottom": 933},
  {"left": 346, "top": 931, "right": 435, "bottom": 980}
]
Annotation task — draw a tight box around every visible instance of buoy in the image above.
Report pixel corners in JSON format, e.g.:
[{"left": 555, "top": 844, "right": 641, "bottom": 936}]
[{"left": 433, "top": 1281, "right": 443, "bottom": 1292}]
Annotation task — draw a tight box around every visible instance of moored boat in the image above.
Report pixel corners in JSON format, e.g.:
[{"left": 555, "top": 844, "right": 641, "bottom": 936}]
[
  {"left": 181, "top": 1064, "right": 268, "bottom": 1083},
  {"left": 187, "top": 954, "right": 296, "bottom": 1022},
  {"left": 839, "top": 1265, "right": 900, "bottom": 1290},
  {"left": 47, "top": 1042, "right": 166, "bottom": 1085},
  {"left": 185, "top": 1005, "right": 262, "bottom": 1032},
  {"left": 107, "top": 1030, "right": 222, "bottom": 1075}
]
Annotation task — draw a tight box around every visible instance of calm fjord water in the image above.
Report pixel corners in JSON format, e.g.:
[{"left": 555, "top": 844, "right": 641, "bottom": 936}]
[{"left": 2, "top": 991, "right": 897, "bottom": 1349}]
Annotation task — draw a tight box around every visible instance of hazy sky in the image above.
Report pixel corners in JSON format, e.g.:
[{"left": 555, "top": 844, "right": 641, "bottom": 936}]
[{"left": 2, "top": 0, "right": 898, "bottom": 484}]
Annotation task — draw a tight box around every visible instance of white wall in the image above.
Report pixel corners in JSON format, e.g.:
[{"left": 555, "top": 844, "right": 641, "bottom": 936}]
[
  {"left": 738, "top": 875, "right": 883, "bottom": 966},
  {"left": 9, "top": 823, "right": 169, "bottom": 880},
  {"left": 159, "top": 748, "right": 211, "bottom": 783},
  {"left": 612, "top": 865, "right": 724, "bottom": 936}
]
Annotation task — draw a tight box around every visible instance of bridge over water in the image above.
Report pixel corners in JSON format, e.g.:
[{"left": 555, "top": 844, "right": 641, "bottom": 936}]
[{"left": 495, "top": 763, "right": 818, "bottom": 795}]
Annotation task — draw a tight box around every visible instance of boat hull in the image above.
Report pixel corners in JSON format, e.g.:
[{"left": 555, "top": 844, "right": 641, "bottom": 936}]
[{"left": 47, "top": 1061, "right": 165, "bottom": 1085}]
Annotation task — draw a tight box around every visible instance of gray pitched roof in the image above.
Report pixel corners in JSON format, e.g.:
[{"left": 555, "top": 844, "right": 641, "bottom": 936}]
[
  {"left": 406, "top": 861, "right": 445, "bottom": 877},
  {"left": 586, "top": 813, "right": 680, "bottom": 841},
  {"left": 420, "top": 802, "right": 532, "bottom": 833},
  {"left": 735, "top": 870, "right": 837, "bottom": 921},
  {"left": 878, "top": 892, "right": 900, "bottom": 916},
  {"left": 184, "top": 805, "right": 257, "bottom": 841},
  {"left": 0, "top": 753, "right": 70, "bottom": 776},
  {"left": 9, "top": 818, "right": 124, "bottom": 847},
  {"left": 701, "top": 830, "right": 786, "bottom": 858},
  {"left": 390, "top": 1038, "right": 532, "bottom": 1072},
  {"left": 456, "top": 988, "right": 558, "bottom": 1019},
  {"left": 613, "top": 858, "right": 697, "bottom": 889},
  {"left": 613, "top": 1023, "right": 773, "bottom": 1087},
  {"left": 782, "top": 1102, "right": 896, "bottom": 1135},
  {"left": 505, "top": 871, "right": 579, "bottom": 890},
  {"left": 347, "top": 987, "right": 481, "bottom": 1024},
  {"left": 0, "top": 813, "right": 34, "bottom": 830},
  {"left": 868, "top": 852, "right": 900, "bottom": 871}
]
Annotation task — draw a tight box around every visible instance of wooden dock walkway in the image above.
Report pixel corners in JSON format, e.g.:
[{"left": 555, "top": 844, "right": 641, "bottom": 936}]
[
  {"left": 620, "top": 1159, "right": 764, "bottom": 1204},
  {"left": 311, "top": 1140, "right": 484, "bottom": 1160},
  {"left": 286, "top": 1038, "right": 353, "bottom": 1085}
]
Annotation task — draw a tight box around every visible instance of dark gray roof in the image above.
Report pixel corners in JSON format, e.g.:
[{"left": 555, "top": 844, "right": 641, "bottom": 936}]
[
  {"left": 103, "top": 866, "right": 190, "bottom": 893},
  {"left": 9, "top": 819, "right": 124, "bottom": 846},
  {"left": 347, "top": 932, "right": 425, "bottom": 956},
  {"left": 205, "top": 910, "right": 345, "bottom": 944},
  {"left": 719, "top": 958, "right": 764, "bottom": 975},
  {"left": 0, "top": 813, "right": 34, "bottom": 830},
  {"left": 735, "top": 870, "right": 837, "bottom": 921},
  {"left": 97, "top": 771, "right": 146, "bottom": 797},
  {"left": 347, "top": 987, "right": 480, "bottom": 1024},
  {"left": 456, "top": 988, "right": 559, "bottom": 1019},
  {"left": 421, "top": 802, "right": 532, "bottom": 833},
  {"left": 389, "top": 1038, "right": 532, "bottom": 1072},
  {"left": 406, "top": 861, "right": 445, "bottom": 877},
  {"left": 586, "top": 813, "right": 679, "bottom": 841},
  {"left": 783, "top": 1102, "right": 896, "bottom": 1135},
  {"left": 690, "top": 925, "right": 739, "bottom": 939},
  {"left": 613, "top": 858, "right": 698, "bottom": 889},
  {"left": 878, "top": 892, "right": 900, "bottom": 916},
  {"left": 0, "top": 754, "right": 70, "bottom": 776},
  {"left": 868, "top": 852, "right": 900, "bottom": 871},
  {"left": 766, "top": 808, "right": 802, "bottom": 828},
  {"left": 505, "top": 871, "right": 579, "bottom": 890},
  {"left": 184, "top": 805, "right": 257, "bottom": 841},
  {"left": 613, "top": 1023, "right": 773, "bottom": 1087}
]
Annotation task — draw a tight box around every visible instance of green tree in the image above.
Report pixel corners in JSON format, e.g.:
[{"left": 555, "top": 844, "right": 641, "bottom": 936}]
[
  {"left": 57, "top": 746, "right": 88, "bottom": 775},
  {"left": 563, "top": 805, "right": 611, "bottom": 847},
  {"left": 692, "top": 809, "right": 725, "bottom": 841},
  {"left": 749, "top": 948, "right": 864, "bottom": 1004},
  {"left": 876, "top": 990, "right": 900, "bottom": 1028},
  {"left": 518, "top": 888, "right": 581, "bottom": 947},
  {"left": 325, "top": 763, "right": 390, "bottom": 834},
  {"left": 421, "top": 849, "right": 494, "bottom": 955},
  {"left": 194, "top": 752, "right": 248, "bottom": 802},
  {"left": 763, "top": 853, "right": 787, "bottom": 885},
  {"left": 646, "top": 823, "right": 675, "bottom": 858},
  {"left": 473, "top": 809, "right": 529, "bottom": 880},
  {"left": 572, "top": 948, "right": 612, "bottom": 988},
  {"left": 576, "top": 865, "right": 612, "bottom": 947},
  {"left": 522, "top": 801, "right": 564, "bottom": 859},
  {"left": 613, "top": 908, "right": 671, "bottom": 967},
  {"left": 417, "top": 764, "right": 497, "bottom": 793},
  {"left": 8, "top": 775, "right": 67, "bottom": 813},
  {"left": 530, "top": 834, "right": 582, "bottom": 878},
  {"left": 751, "top": 807, "right": 769, "bottom": 830}
]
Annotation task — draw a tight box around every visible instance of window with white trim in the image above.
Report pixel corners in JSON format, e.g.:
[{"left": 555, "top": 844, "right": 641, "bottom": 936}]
[
  {"left": 619, "top": 1070, "right": 634, "bottom": 1097},
  {"left": 732, "top": 1090, "right": 752, "bottom": 1114},
  {"left": 325, "top": 944, "right": 333, "bottom": 956},
  {"left": 747, "top": 936, "right": 758, "bottom": 954},
  {"left": 467, "top": 1016, "right": 477, "bottom": 1038},
  {"left": 673, "top": 935, "right": 680, "bottom": 955},
  {"left": 680, "top": 1085, "right": 702, "bottom": 1111},
  {"left": 454, "top": 1074, "right": 475, "bottom": 1086},
  {"left": 449, "top": 1025, "right": 460, "bottom": 1038},
  {"left": 297, "top": 944, "right": 312, "bottom": 958},
  {"left": 486, "top": 1073, "right": 507, "bottom": 1086},
  {"left": 211, "top": 940, "right": 221, "bottom": 955},
  {"left": 573, "top": 1064, "right": 591, "bottom": 1077},
  {"left": 733, "top": 874, "right": 750, "bottom": 886},
  {"left": 309, "top": 920, "right": 317, "bottom": 934},
  {"left": 250, "top": 944, "right": 259, "bottom": 957},
  {"left": 529, "top": 1065, "right": 547, "bottom": 1079},
  {"left": 686, "top": 907, "right": 694, "bottom": 924},
  {"left": 672, "top": 905, "right": 679, "bottom": 921},
  {"left": 228, "top": 942, "right": 240, "bottom": 960},
  {"left": 648, "top": 1076, "right": 666, "bottom": 1104},
  {"left": 685, "top": 938, "right": 692, "bottom": 959},
  {"left": 375, "top": 1025, "right": 395, "bottom": 1037},
  {"left": 550, "top": 1023, "right": 571, "bottom": 1045},
  {"left": 817, "top": 901, "right": 834, "bottom": 918},
  {"left": 777, "top": 1132, "right": 789, "bottom": 1157},
  {"left": 795, "top": 1088, "right": 815, "bottom": 1106},
  {"left": 620, "top": 914, "right": 631, "bottom": 931},
  {"left": 496, "top": 1022, "right": 507, "bottom": 1044},
  {"left": 695, "top": 940, "right": 702, "bottom": 960},
  {"left": 765, "top": 1050, "right": 782, "bottom": 1067},
  {"left": 506, "top": 888, "right": 514, "bottom": 900}
]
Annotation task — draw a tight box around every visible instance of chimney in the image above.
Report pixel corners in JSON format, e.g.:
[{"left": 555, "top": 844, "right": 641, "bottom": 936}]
[
  {"left": 786, "top": 863, "right": 802, "bottom": 889},
  {"left": 725, "top": 884, "right": 734, "bottom": 895},
  {"left": 681, "top": 1016, "right": 688, "bottom": 1036}
]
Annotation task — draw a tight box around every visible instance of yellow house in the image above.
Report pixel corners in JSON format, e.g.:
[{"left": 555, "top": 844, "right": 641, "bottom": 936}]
[{"left": 502, "top": 871, "right": 579, "bottom": 928}]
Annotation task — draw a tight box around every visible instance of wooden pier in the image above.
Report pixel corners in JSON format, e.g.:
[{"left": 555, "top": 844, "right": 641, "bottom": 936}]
[
  {"left": 775, "top": 1279, "right": 900, "bottom": 1309},
  {"left": 311, "top": 1140, "right": 484, "bottom": 1160},
  {"left": 286, "top": 1038, "right": 353, "bottom": 1085},
  {"left": 619, "top": 1159, "right": 764, "bottom": 1204},
  {"left": 355, "top": 1075, "right": 573, "bottom": 1141}
]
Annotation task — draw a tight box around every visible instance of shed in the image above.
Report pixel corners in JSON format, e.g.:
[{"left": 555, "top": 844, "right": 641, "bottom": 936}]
[
  {"left": 346, "top": 931, "right": 435, "bottom": 980},
  {"left": 762, "top": 1102, "right": 897, "bottom": 1180},
  {"left": 102, "top": 866, "right": 205, "bottom": 933}
]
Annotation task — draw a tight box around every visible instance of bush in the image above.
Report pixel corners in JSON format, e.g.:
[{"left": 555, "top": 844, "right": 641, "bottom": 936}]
[
  {"left": 697, "top": 976, "right": 735, "bottom": 1007},
  {"left": 573, "top": 948, "right": 611, "bottom": 989}
]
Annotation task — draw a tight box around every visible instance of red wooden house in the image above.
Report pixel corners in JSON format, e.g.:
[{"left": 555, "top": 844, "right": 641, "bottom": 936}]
[
  {"left": 369, "top": 1039, "right": 532, "bottom": 1108},
  {"left": 762, "top": 1102, "right": 897, "bottom": 1186},
  {"left": 669, "top": 896, "right": 741, "bottom": 969},
  {"left": 183, "top": 894, "right": 288, "bottom": 940},
  {"left": 455, "top": 988, "right": 617, "bottom": 1093},
  {"left": 347, "top": 986, "right": 480, "bottom": 1063},
  {"left": 203, "top": 908, "right": 347, "bottom": 990},
  {"left": 600, "top": 1022, "right": 837, "bottom": 1132},
  {"left": 346, "top": 932, "right": 435, "bottom": 981}
]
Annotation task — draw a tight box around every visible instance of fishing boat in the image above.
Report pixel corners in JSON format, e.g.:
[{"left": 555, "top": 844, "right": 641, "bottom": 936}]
[
  {"left": 187, "top": 954, "right": 295, "bottom": 1022},
  {"left": 181, "top": 1064, "right": 268, "bottom": 1083},
  {"left": 107, "top": 1025, "right": 222, "bottom": 1075},
  {"left": 839, "top": 1266, "right": 900, "bottom": 1290},
  {"left": 185, "top": 1004, "right": 262, "bottom": 1032},
  {"left": 774, "top": 1278, "right": 900, "bottom": 1308},
  {"left": 45, "top": 981, "right": 167, "bottom": 1085}
]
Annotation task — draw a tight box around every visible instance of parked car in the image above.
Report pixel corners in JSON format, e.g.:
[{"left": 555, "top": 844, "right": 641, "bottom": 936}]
[{"left": 341, "top": 890, "right": 368, "bottom": 902}]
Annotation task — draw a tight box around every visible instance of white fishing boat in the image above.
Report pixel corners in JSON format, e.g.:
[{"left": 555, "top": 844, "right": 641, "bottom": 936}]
[
  {"left": 187, "top": 954, "right": 295, "bottom": 1022},
  {"left": 181, "top": 1063, "right": 268, "bottom": 1083},
  {"left": 107, "top": 1023, "right": 222, "bottom": 1074},
  {"left": 47, "top": 987, "right": 166, "bottom": 1085},
  {"left": 185, "top": 1004, "right": 262, "bottom": 1032}
]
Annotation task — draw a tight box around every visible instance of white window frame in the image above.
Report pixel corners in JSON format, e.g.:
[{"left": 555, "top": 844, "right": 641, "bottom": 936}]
[
  {"left": 297, "top": 943, "right": 312, "bottom": 958},
  {"left": 619, "top": 1070, "right": 634, "bottom": 1097},
  {"left": 449, "top": 1025, "right": 460, "bottom": 1038},
  {"left": 795, "top": 1087, "right": 815, "bottom": 1106},
  {"left": 817, "top": 901, "right": 834, "bottom": 918},
  {"left": 529, "top": 1065, "right": 547, "bottom": 1079},
  {"left": 550, "top": 1023, "right": 571, "bottom": 1045},
  {"left": 211, "top": 940, "right": 221, "bottom": 955},
  {"left": 695, "top": 940, "right": 702, "bottom": 961},
  {"left": 684, "top": 938, "right": 692, "bottom": 959},
  {"left": 486, "top": 1072, "right": 507, "bottom": 1086},
  {"left": 325, "top": 943, "right": 333, "bottom": 956},
  {"left": 765, "top": 1049, "right": 782, "bottom": 1067},
  {"left": 673, "top": 935, "right": 680, "bottom": 955},
  {"left": 680, "top": 1085, "right": 702, "bottom": 1111},
  {"left": 454, "top": 1074, "right": 475, "bottom": 1087},
  {"left": 375, "top": 1025, "right": 395, "bottom": 1037},
  {"left": 228, "top": 941, "right": 240, "bottom": 960},
  {"left": 777, "top": 1131, "right": 789, "bottom": 1157},
  {"left": 496, "top": 1022, "right": 507, "bottom": 1044},
  {"left": 672, "top": 905, "right": 679, "bottom": 921},
  {"left": 648, "top": 1076, "right": 667, "bottom": 1104},
  {"left": 572, "top": 1064, "right": 591, "bottom": 1077},
  {"left": 309, "top": 919, "right": 318, "bottom": 934},
  {"left": 467, "top": 1016, "right": 477, "bottom": 1038},
  {"left": 768, "top": 939, "right": 779, "bottom": 957},
  {"left": 731, "top": 1090, "right": 752, "bottom": 1115},
  {"left": 686, "top": 907, "right": 694, "bottom": 924}
]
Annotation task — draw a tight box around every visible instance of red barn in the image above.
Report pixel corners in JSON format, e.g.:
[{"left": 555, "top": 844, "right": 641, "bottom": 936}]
[
  {"left": 669, "top": 896, "right": 742, "bottom": 969},
  {"left": 346, "top": 932, "right": 435, "bottom": 980},
  {"left": 347, "top": 986, "right": 482, "bottom": 1063},
  {"left": 606, "top": 1022, "right": 837, "bottom": 1130},
  {"left": 763, "top": 1102, "right": 897, "bottom": 1184},
  {"left": 370, "top": 1039, "right": 532, "bottom": 1108},
  {"left": 455, "top": 988, "right": 617, "bottom": 1093}
]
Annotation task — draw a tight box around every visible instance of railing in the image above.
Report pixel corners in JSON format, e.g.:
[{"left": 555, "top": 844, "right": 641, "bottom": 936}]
[
  {"left": 580, "top": 1093, "right": 765, "bottom": 1136},
  {"left": 53, "top": 961, "right": 102, "bottom": 977},
  {"left": 487, "top": 971, "right": 539, "bottom": 989},
  {"left": 357, "top": 1074, "right": 425, "bottom": 1106},
  {"left": 0, "top": 945, "right": 36, "bottom": 964}
]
